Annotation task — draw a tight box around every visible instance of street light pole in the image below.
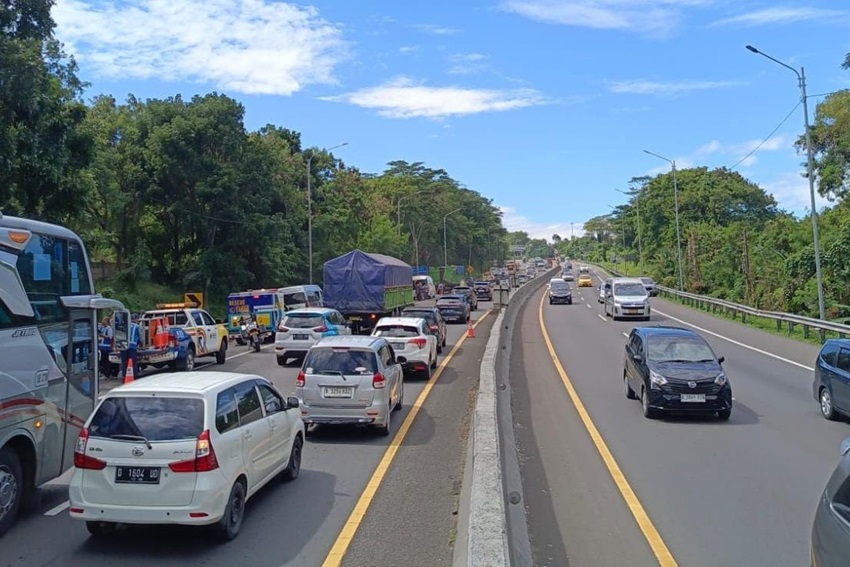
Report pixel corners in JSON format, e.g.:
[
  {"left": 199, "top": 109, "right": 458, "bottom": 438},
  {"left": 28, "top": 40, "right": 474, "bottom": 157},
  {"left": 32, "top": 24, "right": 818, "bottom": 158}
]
[
  {"left": 644, "top": 149, "right": 685, "bottom": 291},
  {"left": 746, "top": 44, "right": 826, "bottom": 321},
  {"left": 306, "top": 141, "right": 348, "bottom": 284},
  {"left": 608, "top": 205, "right": 627, "bottom": 273},
  {"left": 443, "top": 207, "right": 462, "bottom": 268}
]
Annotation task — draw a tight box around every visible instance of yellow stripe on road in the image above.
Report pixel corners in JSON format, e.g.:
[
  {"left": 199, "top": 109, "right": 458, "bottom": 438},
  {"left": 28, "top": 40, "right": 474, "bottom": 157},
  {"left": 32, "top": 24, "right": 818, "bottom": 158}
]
[
  {"left": 322, "top": 311, "right": 493, "bottom": 567},
  {"left": 537, "top": 292, "right": 679, "bottom": 567}
]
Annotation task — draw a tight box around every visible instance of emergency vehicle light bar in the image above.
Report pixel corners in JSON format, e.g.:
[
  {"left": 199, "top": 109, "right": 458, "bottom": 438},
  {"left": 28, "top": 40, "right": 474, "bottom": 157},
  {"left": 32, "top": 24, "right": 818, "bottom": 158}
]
[{"left": 155, "top": 302, "right": 192, "bottom": 309}]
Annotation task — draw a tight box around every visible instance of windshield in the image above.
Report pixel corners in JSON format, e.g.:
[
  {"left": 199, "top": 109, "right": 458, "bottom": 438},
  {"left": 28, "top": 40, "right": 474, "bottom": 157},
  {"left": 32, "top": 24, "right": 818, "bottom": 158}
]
[
  {"left": 403, "top": 310, "right": 436, "bottom": 323},
  {"left": 89, "top": 397, "right": 204, "bottom": 441},
  {"left": 284, "top": 314, "right": 324, "bottom": 328},
  {"left": 647, "top": 337, "right": 716, "bottom": 363},
  {"left": 304, "top": 348, "right": 378, "bottom": 374},
  {"left": 437, "top": 296, "right": 462, "bottom": 304},
  {"left": 614, "top": 283, "right": 647, "bottom": 296},
  {"left": 373, "top": 324, "right": 420, "bottom": 337},
  {"left": 640, "top": 277, "right": 655, "bottom": 285},
  {"left": 551, "top": 284, "right": 569, "bottom": 292},
  {"left": 284, "top": 292, "right": 307, "bottom": 307}
]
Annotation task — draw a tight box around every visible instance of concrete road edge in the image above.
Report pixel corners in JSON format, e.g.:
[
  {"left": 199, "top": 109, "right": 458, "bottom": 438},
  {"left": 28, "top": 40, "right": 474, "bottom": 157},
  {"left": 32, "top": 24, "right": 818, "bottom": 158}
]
[{"left": 453, "top": 267, "right": 558, "bottom": 567}]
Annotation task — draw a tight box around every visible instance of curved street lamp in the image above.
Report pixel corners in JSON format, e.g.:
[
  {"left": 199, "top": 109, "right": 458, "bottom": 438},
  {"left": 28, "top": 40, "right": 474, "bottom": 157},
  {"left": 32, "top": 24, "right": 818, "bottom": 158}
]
[
  {"left": 306, "top": 142, "right": 348, "bottom": 284},
  {"left": 643, "top": 149, "right": 685, "bottom": 291}
]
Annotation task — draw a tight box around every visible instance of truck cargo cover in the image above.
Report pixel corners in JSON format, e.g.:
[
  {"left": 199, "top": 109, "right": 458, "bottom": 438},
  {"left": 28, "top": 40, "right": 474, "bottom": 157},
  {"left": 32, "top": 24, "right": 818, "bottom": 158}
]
[{"left": 323, "top": 250, "right": 412, "bottom": 313}]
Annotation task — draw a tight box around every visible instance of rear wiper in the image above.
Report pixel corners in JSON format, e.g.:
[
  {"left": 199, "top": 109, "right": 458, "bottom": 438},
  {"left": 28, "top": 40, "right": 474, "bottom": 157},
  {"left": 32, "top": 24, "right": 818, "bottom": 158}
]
[
  {"left": 110, "top": 434, "right": 152, "bottom": 450},
  {"left": 318, "top": 370, "right": 346, "bottom": 381}
]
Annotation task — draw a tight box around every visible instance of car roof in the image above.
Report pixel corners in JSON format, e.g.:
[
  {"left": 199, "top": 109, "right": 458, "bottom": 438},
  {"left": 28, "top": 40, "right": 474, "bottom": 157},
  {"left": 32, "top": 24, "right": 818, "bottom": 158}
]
[
  {"left": 613, "top": 277, "right": 646, "bottom": 285},
  {"left": 313, "top": 335, "right": 386, "bottom": 349},
  {"left": 285, "top": 307, "right": 336, "bottom": 315},
  {"left": 106, "top": 371, "right": 264, "bottom": 396},
  {"left": 375, "top": 316, "right": 425, "bottom": 326},
  {"left": 635, "top": 326, "right": 702, "bottom": 340}
]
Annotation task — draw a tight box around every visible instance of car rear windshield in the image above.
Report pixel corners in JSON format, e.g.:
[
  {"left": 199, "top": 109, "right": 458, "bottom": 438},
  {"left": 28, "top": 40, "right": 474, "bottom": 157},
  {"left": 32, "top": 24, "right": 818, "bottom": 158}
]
[
  {"left": 284, "top": 314, "right": 324, "bottom": 328},
  {"left": 437, "top": 297, "right": 462, "bottom": 304},
  {"left": 88, "top": 397, "right": 205, "bottom": 441},
  {"left": 614, "top": 283, "right": 646, "bottom": 296},
  {"left": 647, "top": 336, "right": 715, "bottom": 363},
  {"left": 403, "top": 310, "right": 436, "bottom": 323},
  {"left": 304, "top": 348, "right": 378, "bottom": 374},
  {"left": 374, "top": 325, "right": 420, "bottom": 338},
  {"left": 474, "top": 282, "right": 489, "bottom": 287}
]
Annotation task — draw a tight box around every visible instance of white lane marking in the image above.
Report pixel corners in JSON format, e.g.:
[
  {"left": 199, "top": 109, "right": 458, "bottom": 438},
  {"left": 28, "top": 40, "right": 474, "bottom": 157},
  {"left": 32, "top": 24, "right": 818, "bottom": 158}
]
[
  {"left": 652, "top": 308, "right": 814, "bottom": 372},
  {"left": 597, "top": 314, "right": 607, "bottom": 322},
  {"left": 45, "top": 500, "right": 70, "bottom": 516},
  {"left": 622, "top": 332, "right": 629, "bottom": 338},
  {"left": 587, "top": 304, "right": 592, "bottom": 309}
]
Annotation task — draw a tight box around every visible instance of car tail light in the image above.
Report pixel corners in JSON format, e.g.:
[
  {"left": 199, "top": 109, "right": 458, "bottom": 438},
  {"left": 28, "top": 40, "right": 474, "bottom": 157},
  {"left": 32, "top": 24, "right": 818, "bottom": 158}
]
[
  {"left": 296, "top": 370, "right": 306, "bottom": 387},
  {"left": 73, "top": 428, "right": 106, "bottom": 470},
  {"left": 428, "top": 324, "right": 439, "bottom": 332},
  {"left": 372, "top": 372, "right": 386, "bottom": 389},
  {"left": 408, "top": 337, "right": 427, "bottom": 349},
  {"left": 169, "top": 430, "right": 219, "bottom": 473},
  {"left": 278, "top": 323, "right": 290, "bottom": 332},
  {"left": 313, "top": 325, "right": 328, "bottom": 333}
]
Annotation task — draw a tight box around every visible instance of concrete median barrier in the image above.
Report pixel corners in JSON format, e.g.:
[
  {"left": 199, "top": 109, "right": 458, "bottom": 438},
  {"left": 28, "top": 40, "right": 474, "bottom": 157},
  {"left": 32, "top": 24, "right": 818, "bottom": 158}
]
[{"left": 454, "top": 268, "right": 559, "bottom": 567}]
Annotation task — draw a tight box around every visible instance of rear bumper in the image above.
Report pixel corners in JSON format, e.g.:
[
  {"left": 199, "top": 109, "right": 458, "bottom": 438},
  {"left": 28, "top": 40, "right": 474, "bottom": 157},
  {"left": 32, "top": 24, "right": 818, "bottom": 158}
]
[{"left": 299, "top": 400, "right": 390, "bottom": 427}]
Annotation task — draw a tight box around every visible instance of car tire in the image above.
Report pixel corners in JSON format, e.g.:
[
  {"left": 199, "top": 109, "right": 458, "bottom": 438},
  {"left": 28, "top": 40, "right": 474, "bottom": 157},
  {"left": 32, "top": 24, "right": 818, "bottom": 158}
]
[
  {"left": 430, "top": 351, "right": 438, "bottom": 369},
  {"left": 0, "top": 448, "right": 23, "bottom": 538},
  {"left": 820, "top": 387, "right": 838, "bottom": 421},
  {"left": 177, "top": 348, "right": 195, "bottom": 372},
  {"left": 86, "top": 521, "right": 119, "bottom": 537},
  {"left": 216, "top": 341, "right": 227, "bottom": 364},
  {"left": 281, "top": 435, "right": 303, "bottom": 482},
  {"left": 376, "top": 408, "right": 391, "bottom": 436},
  {"left": 717, "top": 408, "right": 732, "bottom": 421},
  {"left": 437, "top": 341, "right": 443, "bottom": 354},
  {"left": 215, "top": 481, "right": 246, "bottom": 541},
  {"left": 641, "top": 388, "right": 659, "bottom": 419},
  {"left": 277, "top": 356, "right": 287, "bottom": 366},
  {"left": 624, "top": 374, "right": 636, "bottom": 400},
  {"left": 422, "top": 363, "right": 432, "bottom": 380},
  {"left": 395, "top": 381, "right": 404, "bottom": 411}
]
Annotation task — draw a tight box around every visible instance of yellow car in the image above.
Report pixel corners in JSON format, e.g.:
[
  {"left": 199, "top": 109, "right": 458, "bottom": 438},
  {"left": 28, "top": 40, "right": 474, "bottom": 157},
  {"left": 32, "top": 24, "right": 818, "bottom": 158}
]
[{"left": 577, "top": 274, "right": 593, "bottom": 287}]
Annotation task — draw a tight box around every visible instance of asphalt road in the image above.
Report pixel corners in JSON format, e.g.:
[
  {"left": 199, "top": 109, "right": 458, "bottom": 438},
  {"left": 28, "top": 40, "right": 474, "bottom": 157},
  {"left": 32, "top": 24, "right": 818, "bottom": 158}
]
[
  {"left": 511, "top": 270, "right": 850, "bottom": 567},
  {"left": 1, "top": 301, "right": 495, "bottom": 567}
]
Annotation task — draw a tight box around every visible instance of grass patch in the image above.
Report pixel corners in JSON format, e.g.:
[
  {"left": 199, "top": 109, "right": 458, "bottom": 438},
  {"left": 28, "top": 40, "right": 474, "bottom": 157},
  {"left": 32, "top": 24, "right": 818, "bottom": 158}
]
[{"left": 95, "top": 277, "right": 227, "bottom": 319}]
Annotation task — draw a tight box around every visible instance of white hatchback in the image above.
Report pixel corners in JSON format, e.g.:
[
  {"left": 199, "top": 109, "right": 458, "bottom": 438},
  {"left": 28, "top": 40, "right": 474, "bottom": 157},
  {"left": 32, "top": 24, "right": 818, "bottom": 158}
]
[
  {"left": 68, "top": 372, "right": 305, "bottom": 540},
  {"left": 371, "top": 317, "right": 438, "bottom": 378}
]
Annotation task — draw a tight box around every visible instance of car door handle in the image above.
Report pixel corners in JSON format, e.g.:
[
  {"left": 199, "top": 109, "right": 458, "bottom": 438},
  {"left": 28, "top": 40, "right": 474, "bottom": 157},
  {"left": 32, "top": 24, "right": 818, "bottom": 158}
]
[{"left": 243, "top": 430, "right": 253, "bottom": 440}]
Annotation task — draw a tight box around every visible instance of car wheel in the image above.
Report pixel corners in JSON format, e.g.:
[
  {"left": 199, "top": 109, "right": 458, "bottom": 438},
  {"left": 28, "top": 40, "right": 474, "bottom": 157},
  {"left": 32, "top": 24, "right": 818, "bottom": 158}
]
[
  {"left": 437, "top": 342, "right": 443, "bottom": 354},
  {"left": 282, "top": 435, "right": 303, "bottom": 482},
  {"left": 820, "top": 387, "right": 838, "bottom": 421},
  {"left": 86, "top": 521, "right": 119, "bottom": 537},
  {"left": 430, "top": 351, "right": 438, "bottom": 369},
  {"left": 641, "top": 388, "right": 659, "bottom": 419},
  {"left": 277, "top": 356, "right": 287, "bottom": 366},
  {"left": 376, "top": 407, "right": 391, "bottom": 436},
  {"left": 422, "top": 363, "right": 432, "bottom": 380},
  {"left": 215, "top": 481, "right": 246, "bottom": 541},
  {"left": 177, "top": 348, "right": 195, "bottom": 372},
  {"left": 216, "top": 341, "right": 227, "bottom": 364},
  {"left": 717, "top": 408, "right": 732, "bottom": 421},
  {"left": 0, "top": 448, "right": 23, "bottom": 538},
  {"left": 624, "top": 373, "right": 636, "bottom": 400},
  {"left": 395, "top": 381, "right": 404, "bottom": 411}
]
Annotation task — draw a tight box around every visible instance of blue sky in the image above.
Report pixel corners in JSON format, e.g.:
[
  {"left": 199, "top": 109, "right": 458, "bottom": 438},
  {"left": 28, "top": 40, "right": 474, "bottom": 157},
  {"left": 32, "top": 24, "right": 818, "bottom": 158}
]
[{"left": 53, "top": 0, "right": 850, "bottom": 240}]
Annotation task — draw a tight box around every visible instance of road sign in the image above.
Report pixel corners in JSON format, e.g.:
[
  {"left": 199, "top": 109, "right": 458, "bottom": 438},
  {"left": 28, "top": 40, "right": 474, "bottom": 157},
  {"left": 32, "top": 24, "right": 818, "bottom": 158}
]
[
  {"left": 467, "top": 265, "right": 475, "bottom": 276},
  {"left": 184, "top": 292, "right": 204, "bottom": 309}
]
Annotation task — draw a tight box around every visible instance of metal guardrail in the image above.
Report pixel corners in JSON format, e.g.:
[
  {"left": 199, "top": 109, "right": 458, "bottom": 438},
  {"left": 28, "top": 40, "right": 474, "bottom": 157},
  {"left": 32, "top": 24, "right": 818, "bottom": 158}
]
[{"left": 599, "top": 264, "right": 850, "bottom": 342}]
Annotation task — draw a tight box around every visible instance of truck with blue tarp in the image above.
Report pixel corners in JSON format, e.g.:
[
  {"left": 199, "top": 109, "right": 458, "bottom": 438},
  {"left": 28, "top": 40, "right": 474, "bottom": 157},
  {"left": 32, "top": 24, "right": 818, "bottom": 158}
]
[
  {"left": 226, "top": 289, "right": 286, "bottom": 344},
  {"left": 323, "top": 250, "right": 415, "bottom": 334}
]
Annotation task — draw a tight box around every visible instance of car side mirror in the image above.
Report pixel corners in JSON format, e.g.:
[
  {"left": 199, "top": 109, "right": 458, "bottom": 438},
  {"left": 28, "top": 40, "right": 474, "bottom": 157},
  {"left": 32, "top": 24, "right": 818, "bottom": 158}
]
[
  {"left": 286, "top": 396, "right": 300, "bottom": 410},
  {"left": 717, "top": 356, "right": 725, "bottom": 364},
  {"left": 396, "top": 355, "right": 408, "bottom": 364},
  {"left": 632, "top": 353, "right": 643, "bottom": 363}
]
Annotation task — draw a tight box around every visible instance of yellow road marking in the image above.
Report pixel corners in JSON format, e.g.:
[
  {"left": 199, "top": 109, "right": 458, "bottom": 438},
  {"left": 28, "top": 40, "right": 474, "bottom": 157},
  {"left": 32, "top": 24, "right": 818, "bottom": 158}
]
[
  {"left": 537, "top": 292, "right": 679, "bottom": 567},
  {"left": 322, "top": 311, "right": 493, "bottom": 567}
]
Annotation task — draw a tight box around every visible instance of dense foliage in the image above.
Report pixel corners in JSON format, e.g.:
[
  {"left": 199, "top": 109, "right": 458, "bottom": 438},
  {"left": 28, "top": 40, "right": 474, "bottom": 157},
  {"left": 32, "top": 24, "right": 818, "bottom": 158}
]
[{"left": 0, "top": 1, "right": 507, "bottom": 297}]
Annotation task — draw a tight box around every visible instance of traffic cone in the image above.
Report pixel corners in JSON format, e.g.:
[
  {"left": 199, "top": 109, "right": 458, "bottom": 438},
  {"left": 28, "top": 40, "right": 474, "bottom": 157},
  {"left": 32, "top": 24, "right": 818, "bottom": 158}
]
[
  {"left": 122, "top": 361, "right": 135, "bottom": 384},
  {"left": 467, "top": 320, "right": 475, "bottom": 338}
]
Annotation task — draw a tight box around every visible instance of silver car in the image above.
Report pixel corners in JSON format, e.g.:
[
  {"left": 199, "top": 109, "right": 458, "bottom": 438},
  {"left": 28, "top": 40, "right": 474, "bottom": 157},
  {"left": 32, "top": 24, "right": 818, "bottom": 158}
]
[
  {"left": 812, "top": 437, "right": 850, "bottom": 567},
  {"left": 296, "top": 336, "right": 404, "bottom": 436},
  {"left": 275, "top": 308, "right": 351, "bottom": 366},
  {"left": 603, "top": 278, "right": 651, "bottom": 321}
]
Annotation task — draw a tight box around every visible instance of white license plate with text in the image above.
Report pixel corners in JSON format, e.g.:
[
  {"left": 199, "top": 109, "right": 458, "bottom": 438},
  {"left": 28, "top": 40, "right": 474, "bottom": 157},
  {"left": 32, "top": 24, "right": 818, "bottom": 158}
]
[
  {"left": 680, "top": 394, "right": 706, "bottom": 402},
  {"left": 324, "top": 387, "right": 353, "bottom": 398}
]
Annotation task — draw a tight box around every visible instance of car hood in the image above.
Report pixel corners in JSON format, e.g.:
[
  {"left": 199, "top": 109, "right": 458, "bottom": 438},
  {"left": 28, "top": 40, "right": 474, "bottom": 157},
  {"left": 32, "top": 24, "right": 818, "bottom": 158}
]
[{"left": 649, "top": 360, "right": 722, "bottom": 381}]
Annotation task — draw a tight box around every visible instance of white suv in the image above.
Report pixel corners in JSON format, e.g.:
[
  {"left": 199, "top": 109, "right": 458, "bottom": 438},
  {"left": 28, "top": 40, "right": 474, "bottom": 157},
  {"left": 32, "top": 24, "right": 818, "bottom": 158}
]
[
  {"left": 68, "top": 372, "right": 305, "bottom": 540},
  {"left": 371, "top": 317, "right": 438, "bottom": 378}
]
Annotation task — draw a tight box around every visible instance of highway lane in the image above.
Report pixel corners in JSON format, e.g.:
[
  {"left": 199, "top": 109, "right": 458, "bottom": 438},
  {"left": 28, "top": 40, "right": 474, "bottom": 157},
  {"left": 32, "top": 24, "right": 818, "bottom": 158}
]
[
  {"left": 513, "top": 272, "right": 850, "bottom": 567},
  {"left": 2, "top": 301, "right": 494, "bottom": 567}
]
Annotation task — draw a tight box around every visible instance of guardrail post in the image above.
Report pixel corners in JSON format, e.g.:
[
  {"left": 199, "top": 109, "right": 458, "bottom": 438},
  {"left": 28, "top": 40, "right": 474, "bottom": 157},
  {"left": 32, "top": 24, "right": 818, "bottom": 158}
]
[
  {"left": 819, "top": 329, "right": 826, "bottom": 343},
  {"left": 788, "top": 322, "right": 794, "bottom": 336},
  {"left": 776, "top": 319, "right": 782, "bottom": 332},
  {"left": 803, "top": 325, "right": 809, "bottom": 339},
  {"left": 741, "top": 311, "right": 746, "bottom": 324}
]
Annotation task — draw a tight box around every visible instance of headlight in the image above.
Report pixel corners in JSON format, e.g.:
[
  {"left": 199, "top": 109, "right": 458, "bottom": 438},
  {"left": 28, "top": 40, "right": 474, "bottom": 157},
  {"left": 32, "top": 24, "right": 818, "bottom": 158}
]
[
  {"left": 714, "top": 372, "right": 727, "bottom": 386},
  {"left": 650, "top": 369, "right": 667, "bottom": 387}
]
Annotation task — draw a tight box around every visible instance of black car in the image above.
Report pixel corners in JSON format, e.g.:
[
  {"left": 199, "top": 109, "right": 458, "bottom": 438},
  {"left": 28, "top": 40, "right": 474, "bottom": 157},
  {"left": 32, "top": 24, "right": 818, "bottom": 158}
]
[
  {"left": 473, "top": 281, "right": 492, "bottom": 301},
  {"left": 811, "top": 437, "right": 850, "bottom": 567},
  {"left": 548, "top": 282, "right": 572, "bottom": 305},
  {"left": 623, "top": 326, "right": 731, "bottom": 420},
  {"left": 435, "top": 294, "right": 470, "bottom": 323},
  {"left": 813, "top": 339, "right": 850, "bottom": 420},
  {"left": 402, "top": 306, "right": 447, "bottom": 353},
  {"left": 451, "top": 285, "right": 478, "bottom": 311}
]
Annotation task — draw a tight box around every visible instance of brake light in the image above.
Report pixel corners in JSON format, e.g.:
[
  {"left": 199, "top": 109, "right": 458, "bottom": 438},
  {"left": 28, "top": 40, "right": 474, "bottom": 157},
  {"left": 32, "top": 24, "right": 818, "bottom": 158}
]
[
  {"left": 73, "top": 428, "right": 106, "bottom": 470},
  {"left": 296, "top": 370, "right": 306, "bottom": 387},
  {"left": 313, "top": 325, "right": 328, "bottom": 333},
  {"left": 372, "top": 372, "right": 386, "bottom": 389},
  {"left": 169, "top": 430, "right": 219, "bottom": 473},
  {"left": 408, "top": 337, "right": 427, "bottom": 349},
  {"left": 278, "top": 323, "right": 290, "bottom": 332}
]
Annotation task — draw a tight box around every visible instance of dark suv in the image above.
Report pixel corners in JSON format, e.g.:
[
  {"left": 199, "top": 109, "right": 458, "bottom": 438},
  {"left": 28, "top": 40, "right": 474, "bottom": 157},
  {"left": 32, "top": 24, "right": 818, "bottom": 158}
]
[
  {"left": 473, "top": 281, "right": 492, "bottom": 301},
  {"left": 401, "top": 306, "right": 447, "bottom": 353},
  {"left": 451, "top": 285, "right": 478, "bottom": 311},
  {"left": 813, "top": 339, "right": 850, "bottom": 421},
  {"left": 623, "top": 326, "right": 731, "bottom": 420}
]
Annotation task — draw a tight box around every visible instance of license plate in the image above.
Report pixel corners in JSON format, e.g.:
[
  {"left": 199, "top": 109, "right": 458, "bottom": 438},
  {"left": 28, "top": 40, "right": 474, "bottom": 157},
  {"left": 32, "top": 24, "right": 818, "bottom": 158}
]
[
  {"left": 115, "top": 466, "right": 160, "bottom": 484},
  {"left": 680, "top": 394, "right": 706, "bottom": 403},
  {"left": 349, "top": 316, "right": 362, "bottom": 321},
  {"left": 324, "top": 387, "right": 353, "bottom": 398},
  {"left": 294, "top": 334, "right": 309, "bottom": 340},
  {"left": 626, "top": 309, "right": 639, "bottom": 313},
  {"left": 391, "top": 342, "right": 406, "bottom": 350}
]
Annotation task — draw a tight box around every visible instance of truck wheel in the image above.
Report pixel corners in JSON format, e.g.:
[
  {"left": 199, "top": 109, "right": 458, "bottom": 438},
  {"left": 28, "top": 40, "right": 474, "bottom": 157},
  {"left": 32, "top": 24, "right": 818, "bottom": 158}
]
[
  {"left": 177, "top": 348, "right": 195, "bottom": 372},
  {"left": 216, "top": 341, "right": 227, "bottom": 364},
  {"left": 0, "top": 447, "right": 23, "bottom": 538}
]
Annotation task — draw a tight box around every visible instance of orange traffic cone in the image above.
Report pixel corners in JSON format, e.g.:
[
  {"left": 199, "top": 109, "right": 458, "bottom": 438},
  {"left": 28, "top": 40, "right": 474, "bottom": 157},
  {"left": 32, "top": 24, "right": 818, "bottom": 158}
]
[
  {"left": 467, "top": 320, "right": 475, "bottom": 338},
  {"left": 122, "top": 361, "right": 135, "bottom": 384}
]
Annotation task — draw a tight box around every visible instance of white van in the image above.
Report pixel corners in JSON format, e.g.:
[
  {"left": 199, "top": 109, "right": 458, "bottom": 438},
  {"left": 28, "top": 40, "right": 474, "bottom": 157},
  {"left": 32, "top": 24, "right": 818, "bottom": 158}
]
[
  {"left": 413, "top": 275, "right": 436, "bottom": 299},
  {"left": 281, "top": 285, "right": 323, "bottom": 311},
  {"left": 603, "top": 278, "right": 650, "bottom": 321}
]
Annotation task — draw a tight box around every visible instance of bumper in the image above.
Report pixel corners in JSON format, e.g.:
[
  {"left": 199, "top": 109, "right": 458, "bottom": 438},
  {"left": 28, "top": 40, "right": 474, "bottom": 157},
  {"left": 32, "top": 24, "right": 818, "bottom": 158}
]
[
  {"left": 613, "top": 305, "right": 651, "bottom": 318},
  {"left": 402, "top": 357, "right": 430, "bottom": 374},
  {"left": 646, "top": 387, "right": 733, "bottom": 412},
  {"left": 299, "top": 401, "right": 390, "bottom": 427},
  {"left": 438, "top": 310, "right": 466, "bottom": 322},
  {"left": 549, "top": 295, "right": 572, "bottom": 304},
  {"left": 275, "top": 338, "right": 318, "bottom": 358},
  {"left": 475, "top": 293, "right": 492, "bottom": 301}
]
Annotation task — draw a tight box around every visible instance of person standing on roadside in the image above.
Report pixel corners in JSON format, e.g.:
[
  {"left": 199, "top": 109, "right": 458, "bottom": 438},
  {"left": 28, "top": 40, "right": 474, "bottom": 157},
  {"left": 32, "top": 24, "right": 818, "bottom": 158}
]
[
  {"left": 98, "top": 316, "right": 116, "bottom": 379},
  {"left": 120, "top": 314, "right": 141, "bottom": 379}
]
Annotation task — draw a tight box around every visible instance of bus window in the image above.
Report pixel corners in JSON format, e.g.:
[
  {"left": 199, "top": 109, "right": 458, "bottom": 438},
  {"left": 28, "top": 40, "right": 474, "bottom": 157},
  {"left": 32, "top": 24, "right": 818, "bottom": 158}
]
[{"left": 68, "top": 239, "right": 92, "bottom": 295}]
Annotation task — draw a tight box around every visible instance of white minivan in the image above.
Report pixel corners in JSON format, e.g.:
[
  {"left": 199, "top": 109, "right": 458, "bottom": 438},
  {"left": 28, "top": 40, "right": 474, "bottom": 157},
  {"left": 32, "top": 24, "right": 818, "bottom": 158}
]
[
  {"left": 603, "top": 277, "right": 651, "bottom": 321},
  {"left": 413, "top": 275, "right": 436, "bottom": 299},
  {"left": 282, "top": 285, "right": 323, "bottom": 311},
  {"left": 68, "top": 372, "right": 305, "bottom": 540}
]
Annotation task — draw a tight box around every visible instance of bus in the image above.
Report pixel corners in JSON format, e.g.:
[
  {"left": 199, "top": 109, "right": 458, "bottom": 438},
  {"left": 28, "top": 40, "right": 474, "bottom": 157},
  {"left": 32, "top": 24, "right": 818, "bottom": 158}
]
[{"left": 0, "top": 214, "right": 127, "bottom": 537}]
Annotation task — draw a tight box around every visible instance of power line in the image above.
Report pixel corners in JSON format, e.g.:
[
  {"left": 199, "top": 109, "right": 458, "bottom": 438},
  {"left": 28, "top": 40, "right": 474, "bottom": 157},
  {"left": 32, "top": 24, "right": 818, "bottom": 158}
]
[{"left": 728, "top": 100, "right": 801, "bottom": 171}]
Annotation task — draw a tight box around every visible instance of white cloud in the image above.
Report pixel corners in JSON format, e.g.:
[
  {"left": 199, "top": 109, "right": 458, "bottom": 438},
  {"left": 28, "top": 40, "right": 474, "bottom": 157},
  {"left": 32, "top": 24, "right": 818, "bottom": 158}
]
[
  {"left": 411, "top": 23, "right": 459, "bottom": 35},
  {"left": 399, "top": 45, "right": 419, "bottom": 54},
  {"left": 609, "top": 79, "right": 739, "bottom": 96},
  {"left": 499, "top": 205, "right": 585, "bottom": 241},
  {"left": 52, "top": 0, "right": 349, "bottom": 96},
  {"left": 761, "top": 171, "right": 829, "bottom": 214},
  {"left": 448, "top": 53, "right": 488, "bottom": 75},
  {"left": 319, "top": 77, "right": 549, "bottom": 119},
  {"left": 644, "top": 134, "right": 794, "bottom": 175},
  {"left": 712, "top": 7, "right": 848, "bottom": 27},
  {"left": 499, "top": 0, "right": 714, "bottom": 36}
]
